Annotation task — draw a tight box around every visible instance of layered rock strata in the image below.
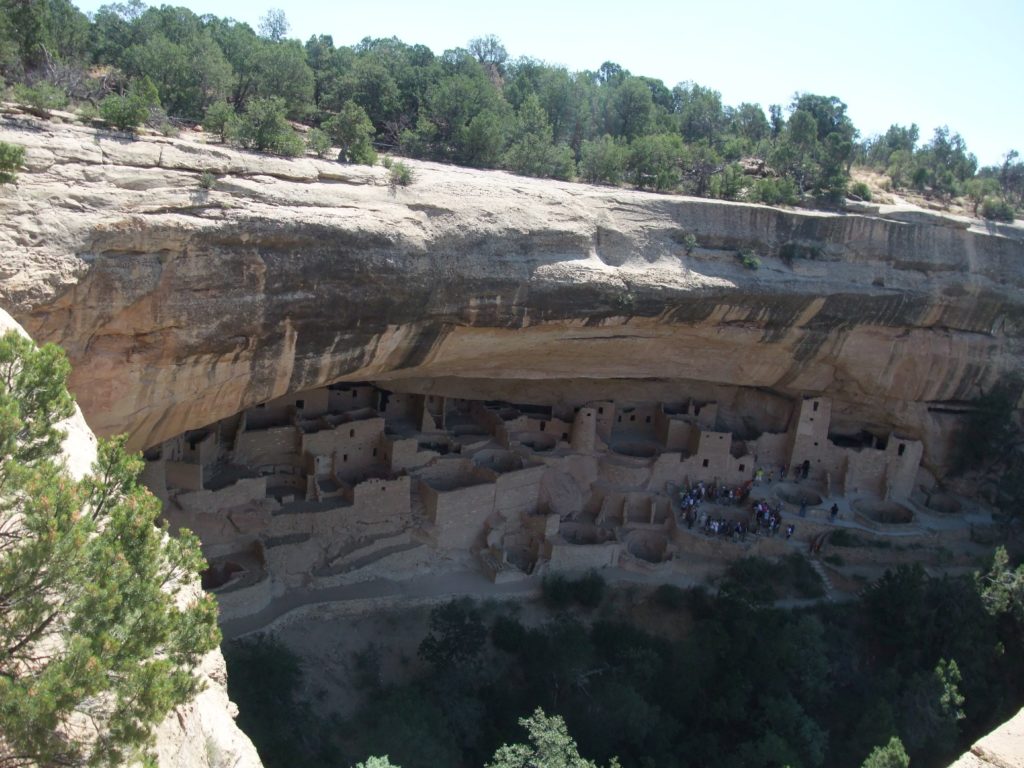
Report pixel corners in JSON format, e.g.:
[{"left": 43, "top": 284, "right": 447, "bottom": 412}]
[{"left": 1, "top": 110, "right": 1022, "bottom": 474}]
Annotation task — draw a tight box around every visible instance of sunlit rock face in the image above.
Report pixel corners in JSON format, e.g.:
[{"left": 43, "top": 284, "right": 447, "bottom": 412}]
[{"left": 2, "top": 111, "right": 1022, "bottom": 473}]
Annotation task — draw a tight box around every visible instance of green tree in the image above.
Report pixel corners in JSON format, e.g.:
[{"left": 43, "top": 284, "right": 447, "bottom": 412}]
[
  {"left": 202, "top": 100, "right": 239, "bottom": 143},
  {"left": 98, "top": 75, "right": 159, "bottom": 130},
  {"left": 306, "top": 126, "right": 332, "bottom": 158},
  {"left": 462, "top": 108, "right": 508, "bottom": 167},
  {"left": 418, "top": 597, "right": 486, "bottom": 671},
  {"left": 322, "top": 100, "right": 378, "bottom": 164},
  {"left": 579, "top": 135, "right": 628, "bottom": 185},
  {"left": 608, "top": 76, "right": 653, "bottom": 140},
  {"left": 503, "top": 93, "right": 574, "bottom": 179},
  {"left": 0, "top": 330, "right": 219, "bottom": 767},
  {"left": 12, "top": 81, "right": 68, "bottom": 117},
  {"left": 486, "top": 708, "right": 615, "bottom": 768},
  {"left": 964, "top": 177, "right": 1001, "bottom": 216},
  {"left": 124, "top": 29, "right": 231, "bottom": 120},
  {"left": 674, "top": 82, "right": 725, "bottom": 144},
  {"left": 628, "top": 133, "right": 685, "bottom": 191},
  {"left": 353, "top": 758, "right": 401, "bottom": 768},
  {"left": 257, "top": 8, "right": 289, "bottom": 42},
  {"left": 236, "top": 96, "right": 304, "bottom": 156},
  {"left": 978, "top": 547, "right": 1024, "bottom": 622},
  {"left": 860, "top": 737, "right": 910, "bottom": 768},
  {"left": 0, "top": 140, "right": 25, "bottom": 184}
]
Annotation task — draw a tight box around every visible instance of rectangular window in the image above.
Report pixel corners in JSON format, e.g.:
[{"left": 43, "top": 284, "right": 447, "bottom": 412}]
[
  {"left": 343, "top": 454, "right": 348, "bottom": 462},
  {"left": 898, "top": 443, "right": 906, "bottom": 456},
  {"left": 350, "top": 429, "right": 355, "bottom": 438},
  {"left": 295, "top": 399, "right": 304, "bottom": 409},
  {"left": 702, "top": 459, "right": 709, "bottom": 468},
  {"left": 598, "top": 407, "right": 604, "bottom": 415},
  {"left": 813, "top": 401, "right": 819, "bottom": 412}
]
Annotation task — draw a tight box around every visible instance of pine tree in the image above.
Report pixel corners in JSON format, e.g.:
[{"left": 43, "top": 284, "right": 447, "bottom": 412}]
[{"left": 0, "top": 330, "right": 219, "bottom": 767}]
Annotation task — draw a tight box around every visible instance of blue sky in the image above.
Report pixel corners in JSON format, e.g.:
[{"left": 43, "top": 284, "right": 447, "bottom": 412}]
[{"left": 74, "top": 0, "right": 1023, "bottom": 166}]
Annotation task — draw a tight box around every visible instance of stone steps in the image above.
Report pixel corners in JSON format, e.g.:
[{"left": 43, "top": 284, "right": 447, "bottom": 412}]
[{"left": 808, "top": 557, "right": 836, "bottom": 603}]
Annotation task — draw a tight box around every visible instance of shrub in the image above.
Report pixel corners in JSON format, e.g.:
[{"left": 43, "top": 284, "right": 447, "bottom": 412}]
[
  {"left": 323, "top": 101, "right": 377, "bottom": 165},
  {"left": 849, "top": 180, "right": 873, "bottom": 201},
  {"left": 750, "top": 176, "right": 799, "bottom": 205},
  {"left": 782, "top": 553, "right": 826, "bottom": 599},
  {"left": 12, "top": 82, "right": 68, "bottom": 116},
  {"left": 202, "top": 101, "right": 239, "bottom": 143},
  {"left": 389, "top": 160, "right": 414, "bottom": 188},
  {"left": 381, "top": 154, "right": 394, "bottom": 169},
  {"left": 237, "top": 97, "right": 304, "bottom": 157},
  {"left": 652, "top": 583, "right": 686, "bottom": 610},
  {"left": 99, "top": 77, "right": 160, "bottom": 131},
  {"left": 0, "top": 141, "right": 25, "bottom": 184},
  {"left": 306, "top": 127, "right": 332, "bottom": 158},
  {"left": 670, "top": 230, "right": 698, "bottom": 255},
  {"left": 982, "top": 196, "right": 1016, "bottom": 222},
  {"left": 778, "top": 240, "right": 824, "bottom": 265},
  {"left": 76, "top": 103, "right": 100, "bottom": 122},
  {"left": 198, "top": 171, "right": 216, "bottom": 189},
  {"left": 720, "top": 554, "right": 824, "bottom": 603},
  {"left": 542, "top": 573, "right": 573, "bottom": 610},
  {"left": 737, "top": 249, "right": 760, "bottom": 270},
  {"left": 99, "top": 93, "right": 149, "bottom": 131},
  {"left": 571, "top": 570, "right": 606, "bottom": 608},
  {"left": 490, "top": 615, "right": 529, "bottom": 653},
  {"left": 579, "top": 134, "right": 629, "bottom": 185}
]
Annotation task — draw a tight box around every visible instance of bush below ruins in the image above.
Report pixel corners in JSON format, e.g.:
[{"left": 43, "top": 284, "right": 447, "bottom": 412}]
[{"left": 226, "top": 558, "right": 1024, "bottom": 768}]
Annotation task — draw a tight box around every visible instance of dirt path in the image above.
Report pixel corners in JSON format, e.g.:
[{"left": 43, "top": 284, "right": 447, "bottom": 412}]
[{"left": 220, "top": 570, "right": 537, "bottom": 639}]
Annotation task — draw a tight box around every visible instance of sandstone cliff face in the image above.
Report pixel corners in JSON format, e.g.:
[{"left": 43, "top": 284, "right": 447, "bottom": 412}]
[
  {"left": 0, "top": 307, "right": 262, "bottom": 768},
  {"left": 1, "top": 110, "right": 1022, "bottom": 469}
]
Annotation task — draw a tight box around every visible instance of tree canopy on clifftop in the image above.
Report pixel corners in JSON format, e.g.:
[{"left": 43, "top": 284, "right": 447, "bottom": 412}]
[{"left": 0, "top": 1, "right": 1020, "bottom": 214}]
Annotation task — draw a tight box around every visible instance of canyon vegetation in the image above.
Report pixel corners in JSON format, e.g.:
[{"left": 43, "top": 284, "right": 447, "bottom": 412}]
[{"left": 1, "top": 4, "right": 1023, "bottom": 768}]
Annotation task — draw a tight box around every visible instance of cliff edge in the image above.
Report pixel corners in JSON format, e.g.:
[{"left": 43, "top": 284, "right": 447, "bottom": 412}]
[{"left": 2, "top": 109, "right": 1022, "bottom": 472}]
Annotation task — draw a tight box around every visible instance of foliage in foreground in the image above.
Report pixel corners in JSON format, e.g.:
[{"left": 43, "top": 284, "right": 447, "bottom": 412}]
[
  {"left": 227, "top": 556, "right": 1024, "bottom": 768},
  {"left": 0, "top": 330, "right": 220, "bottom": 766},
  {"left": 0, "top": 140, "right": 24, "bottom": 184}
]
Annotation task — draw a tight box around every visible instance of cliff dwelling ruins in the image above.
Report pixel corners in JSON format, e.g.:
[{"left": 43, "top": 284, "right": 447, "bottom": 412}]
[{"left": 141, "top": 382, "right": 947, "bottom": 622}]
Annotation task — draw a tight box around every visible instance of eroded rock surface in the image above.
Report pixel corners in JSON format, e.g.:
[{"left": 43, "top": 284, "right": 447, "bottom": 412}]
[{"left": 1, "top": 110, "right": 1022, "bottom": 474}]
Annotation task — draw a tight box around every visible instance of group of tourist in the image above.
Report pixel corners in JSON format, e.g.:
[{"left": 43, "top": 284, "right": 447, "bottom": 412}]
[
  {"left": 751, "top": 500, "right": 788, "bottom": 537},
  {"left": 676, "top": 481, "right": 801, "bottom": 543},
  {"left": 679, "top": 479, "right": 753, "bottom": 512}
]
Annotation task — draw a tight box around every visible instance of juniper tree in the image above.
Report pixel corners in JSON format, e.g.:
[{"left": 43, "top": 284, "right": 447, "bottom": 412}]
[{"left": 0, "top": 330, "right": 219, "bottom": 767}]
